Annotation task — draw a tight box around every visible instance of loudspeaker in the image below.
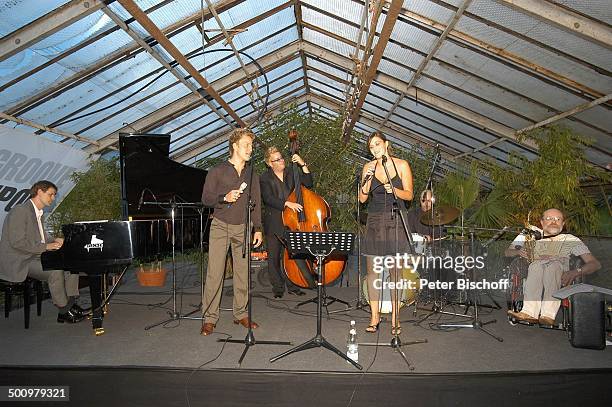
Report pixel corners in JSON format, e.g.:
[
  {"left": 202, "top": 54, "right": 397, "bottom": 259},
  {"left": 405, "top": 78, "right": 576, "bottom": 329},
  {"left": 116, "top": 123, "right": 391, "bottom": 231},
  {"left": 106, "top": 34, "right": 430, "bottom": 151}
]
[{"left": 568, "top": 292, "right": 606, "bottom": 350}]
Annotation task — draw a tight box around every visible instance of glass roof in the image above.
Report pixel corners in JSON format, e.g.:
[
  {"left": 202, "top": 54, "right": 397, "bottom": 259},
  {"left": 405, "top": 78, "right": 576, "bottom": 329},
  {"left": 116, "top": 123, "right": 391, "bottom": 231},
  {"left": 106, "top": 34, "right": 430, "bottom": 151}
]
[{"left": 0, "top": 0, "right": 609, "bottom": 171}]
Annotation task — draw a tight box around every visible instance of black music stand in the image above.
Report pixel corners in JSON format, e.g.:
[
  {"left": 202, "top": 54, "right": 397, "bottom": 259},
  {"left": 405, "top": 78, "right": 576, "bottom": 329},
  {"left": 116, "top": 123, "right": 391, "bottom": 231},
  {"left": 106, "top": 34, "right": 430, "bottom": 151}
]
[{"left": 270, "top": 231, "right": 363, "bottom": 370}]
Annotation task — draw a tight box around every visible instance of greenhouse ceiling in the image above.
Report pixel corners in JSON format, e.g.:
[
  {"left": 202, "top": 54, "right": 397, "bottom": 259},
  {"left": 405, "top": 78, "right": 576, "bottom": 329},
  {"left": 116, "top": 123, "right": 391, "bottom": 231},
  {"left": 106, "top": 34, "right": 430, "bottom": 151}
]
[{"left": 0, "top": 0, "right": 610, "bottom": 171}]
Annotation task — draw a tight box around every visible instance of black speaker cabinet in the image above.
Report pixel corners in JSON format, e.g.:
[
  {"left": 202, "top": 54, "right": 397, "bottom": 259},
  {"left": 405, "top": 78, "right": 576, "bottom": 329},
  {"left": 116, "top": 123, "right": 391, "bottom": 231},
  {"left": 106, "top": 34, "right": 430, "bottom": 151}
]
[{"left": 568, "top": 292, "right": 606, "bottom": 350}]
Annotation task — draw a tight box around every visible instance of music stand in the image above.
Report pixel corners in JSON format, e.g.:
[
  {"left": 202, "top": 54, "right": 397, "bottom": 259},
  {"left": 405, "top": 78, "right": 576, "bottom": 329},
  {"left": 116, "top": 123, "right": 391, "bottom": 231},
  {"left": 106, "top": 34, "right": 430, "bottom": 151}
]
[{"left": 270, "top": 231, "right": 363, "bottom": 370}]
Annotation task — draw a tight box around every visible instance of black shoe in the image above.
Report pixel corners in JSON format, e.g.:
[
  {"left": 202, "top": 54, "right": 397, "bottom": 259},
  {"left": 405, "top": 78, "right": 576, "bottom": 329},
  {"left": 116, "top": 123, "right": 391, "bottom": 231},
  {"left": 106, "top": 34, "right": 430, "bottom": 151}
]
[
  {"left": 273, "top": 292, "right": 284, "bottom": 299},
  {"left": 70, "top": 304, "right": 88, "bottom": 318},
  {"left": 57, "top": 309, "right": 85, "bottom": 324},
  {"left": 288, "top": 289, "right": 306, "bottom": 296}
]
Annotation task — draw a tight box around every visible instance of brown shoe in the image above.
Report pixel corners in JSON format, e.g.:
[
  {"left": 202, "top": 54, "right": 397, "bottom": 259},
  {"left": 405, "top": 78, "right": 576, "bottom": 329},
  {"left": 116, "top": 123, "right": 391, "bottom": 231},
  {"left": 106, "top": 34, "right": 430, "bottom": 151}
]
[
  {"left": 200, "top": 322, "right": 215, "bottom": 336},
  {"left": 233, "top": 317, "right": 259, "bottom": 329},
  {"left": 507, "top": 310, "right": 538, "bottom": 324},
  {"left": 538, "top": 316, "right": 555, "bottom": 326}
]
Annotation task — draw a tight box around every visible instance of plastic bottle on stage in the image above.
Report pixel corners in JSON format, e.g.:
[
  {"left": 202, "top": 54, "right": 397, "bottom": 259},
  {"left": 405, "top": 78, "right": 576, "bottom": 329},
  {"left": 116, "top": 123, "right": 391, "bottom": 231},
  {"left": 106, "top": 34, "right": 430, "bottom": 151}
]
[{"left": 347, "top": 320, "right": 358, "bottom": 363}]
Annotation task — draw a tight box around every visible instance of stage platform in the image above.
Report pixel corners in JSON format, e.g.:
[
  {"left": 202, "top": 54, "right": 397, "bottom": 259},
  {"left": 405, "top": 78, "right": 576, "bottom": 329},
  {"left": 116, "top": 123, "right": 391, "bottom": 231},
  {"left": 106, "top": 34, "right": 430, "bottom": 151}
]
[{"left": 1, "top": 264, "right": 610, "bottom": 406}]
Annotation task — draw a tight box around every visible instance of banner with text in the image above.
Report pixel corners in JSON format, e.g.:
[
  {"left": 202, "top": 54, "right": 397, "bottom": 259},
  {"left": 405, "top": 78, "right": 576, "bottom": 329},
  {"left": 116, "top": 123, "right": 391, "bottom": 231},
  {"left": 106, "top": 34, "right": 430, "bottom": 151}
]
[{"left": 0, "top": 125, "right": 91, "bottom": 226}]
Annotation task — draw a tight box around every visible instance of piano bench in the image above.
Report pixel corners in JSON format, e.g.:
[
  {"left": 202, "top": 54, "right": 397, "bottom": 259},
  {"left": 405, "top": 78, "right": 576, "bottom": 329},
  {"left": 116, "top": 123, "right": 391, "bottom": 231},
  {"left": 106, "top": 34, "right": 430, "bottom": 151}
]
[{"left": 2, "top": 278, "right": 44, "bottom": 329}]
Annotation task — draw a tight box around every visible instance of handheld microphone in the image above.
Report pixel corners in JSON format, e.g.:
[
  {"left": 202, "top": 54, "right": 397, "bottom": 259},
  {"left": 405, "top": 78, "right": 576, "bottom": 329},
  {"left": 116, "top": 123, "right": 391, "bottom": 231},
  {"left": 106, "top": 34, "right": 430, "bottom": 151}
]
[
  {"left": 137, "top": 190, "right": 145, "bottom": 211},
  {"left": 382, "top": 155, "right": 388, "bottom": 164},
  {"left": 483, "top": 226, "right": 509, "bottom": 248},
  {"left": 228, "top": 182, "right": 248, "bottom": 207}
]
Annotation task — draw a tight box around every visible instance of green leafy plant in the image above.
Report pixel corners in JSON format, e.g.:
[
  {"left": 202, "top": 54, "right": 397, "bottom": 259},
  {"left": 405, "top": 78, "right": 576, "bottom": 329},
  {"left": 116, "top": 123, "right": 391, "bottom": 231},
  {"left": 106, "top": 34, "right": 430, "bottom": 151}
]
[
  {"left": 48, "top": 157, "right": 122, "bottom": 235},
  {"left": 437, "top": 163, "right": 480, "bottom": 213},
  {"left": 483, "top": 125, "right": 609, "bottom": 234},
  {"left": 469, "top": 188, "right": 508, "bottom": 229}
]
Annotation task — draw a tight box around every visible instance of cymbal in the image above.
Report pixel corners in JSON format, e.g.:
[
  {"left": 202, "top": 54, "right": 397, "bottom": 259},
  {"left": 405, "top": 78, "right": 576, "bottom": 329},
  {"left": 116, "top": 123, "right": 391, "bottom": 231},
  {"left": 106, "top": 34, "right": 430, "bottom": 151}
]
[{"left": 420, "top": 205, "right": 460, "bottom": 226}]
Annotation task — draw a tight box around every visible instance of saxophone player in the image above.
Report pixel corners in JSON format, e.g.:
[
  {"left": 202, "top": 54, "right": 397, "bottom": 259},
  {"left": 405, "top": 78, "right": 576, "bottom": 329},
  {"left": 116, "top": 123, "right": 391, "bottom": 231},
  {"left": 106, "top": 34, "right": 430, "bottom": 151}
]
[{"left": 505, "top": 208, "right": 601, "bottom": 326}]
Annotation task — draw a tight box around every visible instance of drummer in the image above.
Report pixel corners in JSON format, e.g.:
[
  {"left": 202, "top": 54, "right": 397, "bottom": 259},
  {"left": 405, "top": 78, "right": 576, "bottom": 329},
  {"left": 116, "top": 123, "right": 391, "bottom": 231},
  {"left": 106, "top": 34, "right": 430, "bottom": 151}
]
[{"left": 407, "top": 189, "right": 446, "bottom": 241}]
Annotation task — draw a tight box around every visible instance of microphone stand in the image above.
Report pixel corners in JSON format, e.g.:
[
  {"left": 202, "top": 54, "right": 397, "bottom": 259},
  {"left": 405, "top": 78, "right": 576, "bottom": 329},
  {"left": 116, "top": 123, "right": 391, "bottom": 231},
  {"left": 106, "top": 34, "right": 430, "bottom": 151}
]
[
  {"left": 360, "top": 155, "right": 426, "bottom": 368},
  {"left": 144, "top": 199, "right": 206, "bottom": 330},
  {"left": 222, "top": 162, "right": 291, "bottom": 365}
]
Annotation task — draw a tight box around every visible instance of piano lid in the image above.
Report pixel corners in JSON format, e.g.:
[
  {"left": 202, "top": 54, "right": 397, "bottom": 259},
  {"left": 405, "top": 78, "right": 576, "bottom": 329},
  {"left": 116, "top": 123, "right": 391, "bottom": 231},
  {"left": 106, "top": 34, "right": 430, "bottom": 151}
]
[{"left": 119, "top": 133, "right": 208, "bottom": 220}]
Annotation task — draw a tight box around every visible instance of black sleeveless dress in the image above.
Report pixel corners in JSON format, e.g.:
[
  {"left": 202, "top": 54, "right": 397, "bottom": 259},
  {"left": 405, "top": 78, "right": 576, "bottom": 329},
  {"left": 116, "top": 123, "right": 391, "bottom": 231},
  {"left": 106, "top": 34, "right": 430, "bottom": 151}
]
[{"left": 363, "top": 166, "right": 410, "bottom": 256}]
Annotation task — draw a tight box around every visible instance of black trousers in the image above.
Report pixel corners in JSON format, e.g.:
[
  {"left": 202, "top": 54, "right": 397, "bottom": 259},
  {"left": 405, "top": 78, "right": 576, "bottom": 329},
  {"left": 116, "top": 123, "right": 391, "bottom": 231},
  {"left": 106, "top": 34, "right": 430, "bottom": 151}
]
[{"left": 266, "top": 229, "right": 299, "bottom": 294}]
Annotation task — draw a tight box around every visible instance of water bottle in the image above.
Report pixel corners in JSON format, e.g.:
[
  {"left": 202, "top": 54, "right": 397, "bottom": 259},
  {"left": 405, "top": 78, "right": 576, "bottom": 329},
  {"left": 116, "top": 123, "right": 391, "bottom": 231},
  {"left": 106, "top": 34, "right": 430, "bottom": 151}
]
[{"left": 347, "top": 320, "right": 358, "bottom": 363}]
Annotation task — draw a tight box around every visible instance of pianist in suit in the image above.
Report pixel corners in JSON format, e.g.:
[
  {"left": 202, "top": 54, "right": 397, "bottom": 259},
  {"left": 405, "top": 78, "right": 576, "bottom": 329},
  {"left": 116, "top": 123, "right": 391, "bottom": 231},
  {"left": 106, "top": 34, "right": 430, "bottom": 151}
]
[
  {"left": 0, "top": 180, "right": 85, "bottom": 323},
  {"left": 200, "top": 129, "right": 263, "bottom": 336}
]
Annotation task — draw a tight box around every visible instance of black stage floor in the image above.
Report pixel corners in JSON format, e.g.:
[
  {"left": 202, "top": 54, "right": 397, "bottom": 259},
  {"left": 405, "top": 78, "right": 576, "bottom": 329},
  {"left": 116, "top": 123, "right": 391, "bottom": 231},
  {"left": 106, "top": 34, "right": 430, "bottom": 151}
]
[{"left": 1, "top": 265, "right": 610, "bottom": 406}]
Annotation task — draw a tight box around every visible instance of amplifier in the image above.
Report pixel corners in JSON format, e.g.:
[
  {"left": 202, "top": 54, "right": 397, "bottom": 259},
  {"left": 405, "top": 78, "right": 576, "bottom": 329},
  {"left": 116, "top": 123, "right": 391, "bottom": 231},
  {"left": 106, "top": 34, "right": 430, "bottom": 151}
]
[{"left": 568, "top": 292, "right": 606, "bottom": 350}]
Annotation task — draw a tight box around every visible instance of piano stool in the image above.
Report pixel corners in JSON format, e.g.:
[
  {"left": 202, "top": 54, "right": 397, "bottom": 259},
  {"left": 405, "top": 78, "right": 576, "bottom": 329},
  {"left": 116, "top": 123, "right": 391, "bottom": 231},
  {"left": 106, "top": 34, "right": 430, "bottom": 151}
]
[{"left": 2, "top": 277, "right": 45, "bottom": 329}]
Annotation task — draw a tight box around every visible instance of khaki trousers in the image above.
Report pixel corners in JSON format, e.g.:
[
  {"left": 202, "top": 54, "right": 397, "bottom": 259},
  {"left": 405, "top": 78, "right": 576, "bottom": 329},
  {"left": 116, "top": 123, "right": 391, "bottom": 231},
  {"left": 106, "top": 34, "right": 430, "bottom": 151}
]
[
  {"left": 27, "top": 261, "right": 79, "bottom": 308},
  {"left": 202, "top": 218, "right": 249, "bottom": 324},
  {"left": 521, "top": 260, "right": 564, "bottom": 319}
]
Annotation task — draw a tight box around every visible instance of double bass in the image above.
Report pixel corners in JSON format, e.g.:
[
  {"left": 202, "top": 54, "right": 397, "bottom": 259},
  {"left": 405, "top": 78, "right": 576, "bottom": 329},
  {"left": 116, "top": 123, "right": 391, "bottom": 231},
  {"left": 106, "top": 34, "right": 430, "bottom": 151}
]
[{"left": 282, "top": 130, "right": 346, "bottom": 288}]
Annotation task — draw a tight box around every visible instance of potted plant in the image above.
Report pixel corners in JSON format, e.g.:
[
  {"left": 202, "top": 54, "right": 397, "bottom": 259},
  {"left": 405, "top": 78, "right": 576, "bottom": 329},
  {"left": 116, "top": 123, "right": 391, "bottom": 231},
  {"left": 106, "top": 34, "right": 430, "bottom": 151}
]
[{"left": 136, "top": 259, "right": 168, "bottom": 287}]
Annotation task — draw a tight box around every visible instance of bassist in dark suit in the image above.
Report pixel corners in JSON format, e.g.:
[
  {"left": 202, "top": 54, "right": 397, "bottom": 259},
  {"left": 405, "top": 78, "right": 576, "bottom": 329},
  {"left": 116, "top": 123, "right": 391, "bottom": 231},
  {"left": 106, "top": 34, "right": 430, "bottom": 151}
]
[{"left": 260, "top": 146, "right": 313, "bottom": 298}]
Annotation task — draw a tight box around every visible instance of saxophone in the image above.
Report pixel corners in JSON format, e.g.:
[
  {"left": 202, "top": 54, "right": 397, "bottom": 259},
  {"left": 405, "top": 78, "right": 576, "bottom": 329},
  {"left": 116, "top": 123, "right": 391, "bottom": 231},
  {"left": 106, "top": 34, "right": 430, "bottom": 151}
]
[{"left": 523, "top": 211, "right": 536, "bottom": 263}]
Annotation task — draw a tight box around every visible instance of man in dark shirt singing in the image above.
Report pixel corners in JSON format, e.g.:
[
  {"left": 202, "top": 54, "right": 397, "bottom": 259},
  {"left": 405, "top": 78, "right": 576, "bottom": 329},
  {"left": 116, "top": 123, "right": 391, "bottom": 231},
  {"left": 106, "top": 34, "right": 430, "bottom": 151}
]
[{"left": 200, "top": 128, "right": 263, "bottom": 336}]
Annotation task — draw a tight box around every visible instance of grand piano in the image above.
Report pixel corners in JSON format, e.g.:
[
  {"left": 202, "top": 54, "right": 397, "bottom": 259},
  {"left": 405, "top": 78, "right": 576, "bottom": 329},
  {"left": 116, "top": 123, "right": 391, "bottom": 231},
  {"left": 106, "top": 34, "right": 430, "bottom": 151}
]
[{"left": 42, "top": 133, "right": 210, "bottom": 335}]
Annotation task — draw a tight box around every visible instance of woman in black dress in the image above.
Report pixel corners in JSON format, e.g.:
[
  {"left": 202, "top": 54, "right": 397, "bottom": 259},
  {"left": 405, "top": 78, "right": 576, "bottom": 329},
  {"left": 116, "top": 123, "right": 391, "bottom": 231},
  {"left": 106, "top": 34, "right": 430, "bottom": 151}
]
[{"left": 359, "top": 132, "right": 414, "bottom": 334}]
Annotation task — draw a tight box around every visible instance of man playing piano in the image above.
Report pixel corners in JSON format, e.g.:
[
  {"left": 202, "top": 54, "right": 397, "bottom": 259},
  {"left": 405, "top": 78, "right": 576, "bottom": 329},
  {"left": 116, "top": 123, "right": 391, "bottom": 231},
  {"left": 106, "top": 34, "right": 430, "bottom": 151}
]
[
  {"left": 200, "top": 129, "right": 263, "bottom": 336},
  {"left": 0, "top": 180, "right": 85, "bottom": 323}
]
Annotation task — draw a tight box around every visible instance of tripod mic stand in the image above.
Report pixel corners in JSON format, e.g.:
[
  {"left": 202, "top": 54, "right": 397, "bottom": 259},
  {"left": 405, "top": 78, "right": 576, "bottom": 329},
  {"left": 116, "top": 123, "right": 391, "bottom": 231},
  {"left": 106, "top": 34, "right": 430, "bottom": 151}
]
[
  {"left": 145, "top": 200, "right": 206, "bottom": 330},
  {"left": 222, "top": 162, "right": 291, "bottom": 365},
  {"left": 361, "top": 155, "right": 426, "bottom": 368},
  {"left": 432, "top": 230, "right": 503, "bottom": 342}
]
